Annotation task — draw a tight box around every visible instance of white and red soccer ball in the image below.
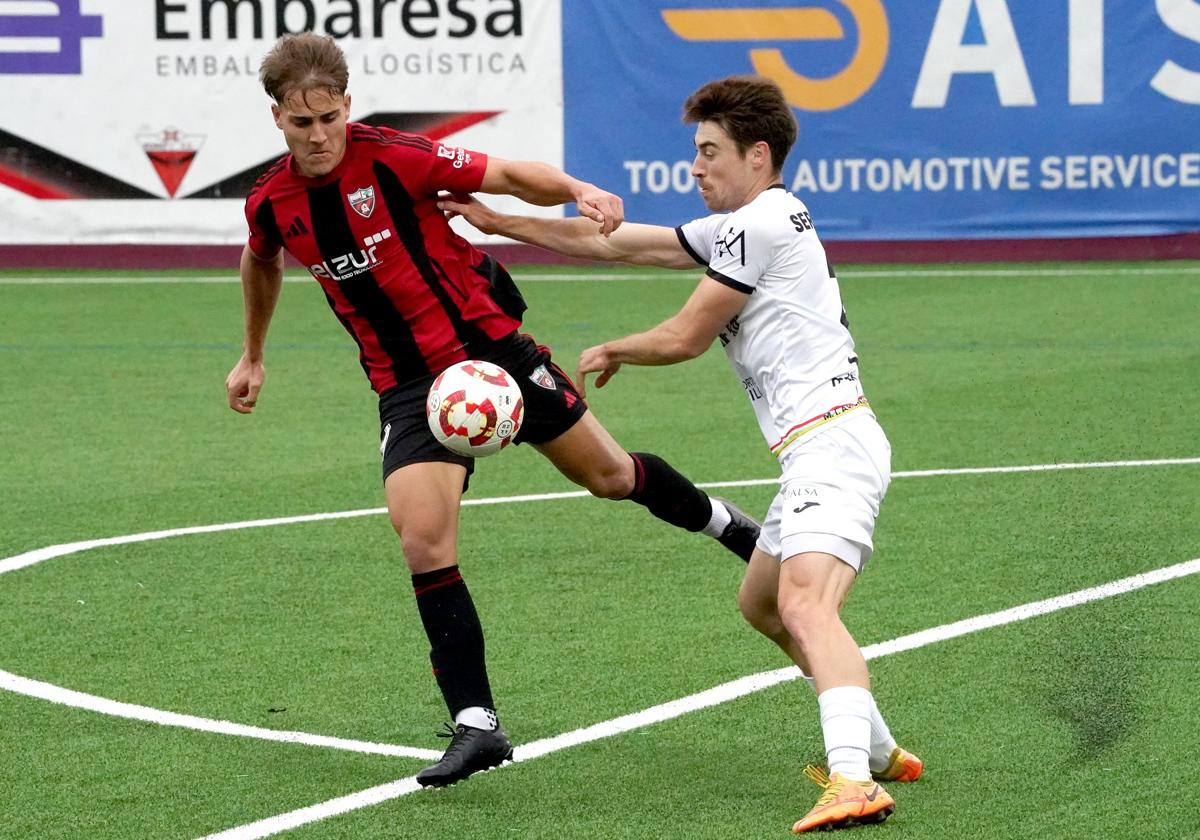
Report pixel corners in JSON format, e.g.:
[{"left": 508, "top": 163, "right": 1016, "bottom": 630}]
[{"left": 426, "top": 360, "right": 524, "bottom": 457}]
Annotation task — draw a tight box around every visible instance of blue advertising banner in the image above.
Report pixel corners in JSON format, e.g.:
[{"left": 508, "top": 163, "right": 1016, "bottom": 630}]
[{"left": 563, "top": 1, "right": 1200, "bottom": 240}]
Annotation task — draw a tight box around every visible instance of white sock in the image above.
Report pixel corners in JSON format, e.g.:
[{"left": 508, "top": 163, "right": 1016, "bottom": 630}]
[
  {"left": 700, "top": 498, "right": 732, "bottom": 537},
  {"left": 817, "top": 686, "right": 873, "bottom": 781},
  {"left": 455, "top": 706, "right": 498, "bottom": 731},
  {"left": 868, "top": 697, "right": 899, "bottom": 773},
  {"left": 801, "top": 673, "right": 897, "bottom": 772}
]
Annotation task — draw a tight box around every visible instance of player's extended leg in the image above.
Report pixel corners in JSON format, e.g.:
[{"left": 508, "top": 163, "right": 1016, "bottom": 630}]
[
  {"left": 534, "top": 410, "right": 759, "bottom": 559},
  {"left": 778, "top": 551, "right": 895, "bottom": 833},
  {"left": 385, "top": 461, "right": 513, "bottom": 787},
  {"left": 742, "top": 557, "right": 921, "bottom": 784},
  {"left": 743, "top": 548, "right": 920, "bottom": 784}
]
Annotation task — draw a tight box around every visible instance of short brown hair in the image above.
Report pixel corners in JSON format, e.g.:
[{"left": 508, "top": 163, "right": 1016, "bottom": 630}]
[
  {"left": 259, "top": 32, "right": 349, "bottom": 105},
  {"left": 682, "top": 76, "right": 797, "bottom": 173}
]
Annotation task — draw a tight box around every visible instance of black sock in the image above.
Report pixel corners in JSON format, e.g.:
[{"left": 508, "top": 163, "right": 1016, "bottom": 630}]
[
  {"left": 411, "top": 566, "right": 494, "bottom": 719},
  {"left": 624, "top": 452, "right": 713, "bottom": 533}
]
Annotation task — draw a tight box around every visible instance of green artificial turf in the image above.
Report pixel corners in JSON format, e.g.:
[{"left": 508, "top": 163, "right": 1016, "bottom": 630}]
[{"left": 1, "top": 262, "right": 1197, "bottom": 839}]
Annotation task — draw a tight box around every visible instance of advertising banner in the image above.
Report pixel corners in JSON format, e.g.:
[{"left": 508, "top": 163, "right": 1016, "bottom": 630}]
[
  {"left": 0, "top": 0, "right": 562, "bottom": 244},
  {"left": 563, "top": 0, "right": 1200, "bottom": 240}
]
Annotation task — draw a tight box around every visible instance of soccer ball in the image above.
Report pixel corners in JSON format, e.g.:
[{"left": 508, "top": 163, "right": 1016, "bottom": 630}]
[{"left": 426, "top": 360, "right": 524, "bottom": 457}]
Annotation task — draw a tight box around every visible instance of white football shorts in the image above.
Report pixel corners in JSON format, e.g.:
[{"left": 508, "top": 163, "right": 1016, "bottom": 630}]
[{"left": 755, "top": 412, "right": 892, "bottom": 573}]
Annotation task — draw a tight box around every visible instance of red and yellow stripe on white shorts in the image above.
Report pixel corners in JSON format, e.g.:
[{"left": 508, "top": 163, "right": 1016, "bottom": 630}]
[{"left": 769, "top": 395, "right": 871, "bottom": 459}]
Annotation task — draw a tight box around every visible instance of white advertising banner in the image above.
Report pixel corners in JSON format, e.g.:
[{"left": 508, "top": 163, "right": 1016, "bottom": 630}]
[{"left": 0, "top": 0, "right": 562, "bottom": 244}]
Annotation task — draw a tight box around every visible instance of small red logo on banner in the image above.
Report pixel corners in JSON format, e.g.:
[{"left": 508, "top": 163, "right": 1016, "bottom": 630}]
[{"left": 137, "top": 127, "right": 205, "bottom": 198}]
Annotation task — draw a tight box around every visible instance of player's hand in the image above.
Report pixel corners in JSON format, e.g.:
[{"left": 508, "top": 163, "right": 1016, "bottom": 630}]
[
  {"left": 576, "top": 344, "right": 621, "bottom": 399},
  {"left": 574, "top": 184, "right": 624, "bottom": 237},
  {"left": 437, "top": 193, "right": 500, "bottom": 234},
  {"left": 225, "top": 354, "right": 265, "bottom": 414}
]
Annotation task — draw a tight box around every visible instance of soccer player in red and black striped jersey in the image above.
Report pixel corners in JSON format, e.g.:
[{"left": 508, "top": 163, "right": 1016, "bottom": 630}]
[{"left": 224, "top": 33, "right": 759, "bottom": 788}]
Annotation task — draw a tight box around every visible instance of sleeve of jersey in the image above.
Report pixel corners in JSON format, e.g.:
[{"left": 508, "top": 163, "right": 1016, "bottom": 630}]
[
  {"left": 704, "top": 213, "right": 772, "bottom": 295},
  {"left": 675, "top": 214, "right": 724, "bottom": 266},
  {"left": 244, "top": 194, "right": 282, "bottom": 261},
  {"left": 419, "top": 141, "right": 489, "bottom": 196}
]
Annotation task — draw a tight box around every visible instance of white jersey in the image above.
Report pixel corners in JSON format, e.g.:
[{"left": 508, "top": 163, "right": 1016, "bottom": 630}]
[{"left": 676, "top": 185, "right": 872, "bottom": 469}]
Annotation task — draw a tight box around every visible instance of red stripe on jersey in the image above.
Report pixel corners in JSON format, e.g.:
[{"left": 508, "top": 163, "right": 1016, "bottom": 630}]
[
  {"left": 248, "top": 155, "right": 288, "bottom": 200},
  {"left": 350, "top": 124, "right": 433, "bottom": 151},
  {"left": 316, "top": 275, "right": 402, "bottom": 393}
]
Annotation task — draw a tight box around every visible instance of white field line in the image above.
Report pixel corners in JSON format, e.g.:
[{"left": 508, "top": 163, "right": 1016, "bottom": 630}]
[
  {"left": 4, "top": 457, "right": 1196, "bottom": 578},
  {"left": 198, "top": 555, "right": 1200, "bottom": 840},
  {"left": 888, "top": 456, "right": 1200, "bottom": 479},
  {"left": 0, "top": 489, "right": 586, "bottom": 577},
  {"left": 1, "top": 456, "right": 1195, "bottom": 760},
  {"left": 843, "top": 265, "right": 1200, "bottom": 279},
  {"left": 0, "top": 670, "right": 440, "bottom": 760},
  {"left": 0, "top": 276, "right": 313, "bottom": 285},
  {"left": 2, "top": 265, "right": 1198, "bottom": 285}
]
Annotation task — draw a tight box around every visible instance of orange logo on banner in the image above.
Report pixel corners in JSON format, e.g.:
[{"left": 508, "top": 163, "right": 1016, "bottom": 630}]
[{"left": 661, "top": 2, "right": 890, "bottom": 112}]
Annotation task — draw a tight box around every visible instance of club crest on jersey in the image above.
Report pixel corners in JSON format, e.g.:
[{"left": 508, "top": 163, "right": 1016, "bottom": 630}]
[
  {"left": 347, "top": 186, "right": 376, "bottom": 218},
  {"left": 529, "top": 364, "right": 556, "bottom": 390}
]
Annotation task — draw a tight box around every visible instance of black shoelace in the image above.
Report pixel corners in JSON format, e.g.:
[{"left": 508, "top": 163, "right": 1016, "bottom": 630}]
[{"left": 433, "top": 722, "right": 469, "bottom": 762}]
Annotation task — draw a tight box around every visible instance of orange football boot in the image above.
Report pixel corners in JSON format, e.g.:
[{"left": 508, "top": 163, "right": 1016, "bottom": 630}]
[
  {"left": 792, "top": 766, "right": 895, "bottom": 834},
  {"left": 873, "top": 746, "right": 924, "bottom": 783}
]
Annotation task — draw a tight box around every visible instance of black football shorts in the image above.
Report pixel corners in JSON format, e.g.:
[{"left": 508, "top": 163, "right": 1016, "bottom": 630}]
[{"left": 378, "top": 332, "right": 588, "bottom": 486}]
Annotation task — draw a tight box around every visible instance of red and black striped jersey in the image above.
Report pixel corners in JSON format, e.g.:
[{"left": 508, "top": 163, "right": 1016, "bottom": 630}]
[{"left": 244, "top": 123, "right": 522, "bottom": 394}]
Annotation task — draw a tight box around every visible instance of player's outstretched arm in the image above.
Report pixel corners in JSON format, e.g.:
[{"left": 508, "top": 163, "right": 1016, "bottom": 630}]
[
  {"left": 439, "top": 194, "right": 694, "bottom": 269},
  {"left": 226, "top": 245, "right": 284, "bottom": 414},
  {"left": 575, "top": 277, "right": 749, "bottom": 397},
  {"left": 478, "top": 157, "right": 623, "bottom": 236}
]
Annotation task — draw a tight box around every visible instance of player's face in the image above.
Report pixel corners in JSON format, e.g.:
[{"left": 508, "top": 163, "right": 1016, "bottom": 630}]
[
  {"left": 692, "top": 121, "right": 764, "bottom": 212},
  {"left": 272, "top": 88, "right": 351, "bottom": 178}
]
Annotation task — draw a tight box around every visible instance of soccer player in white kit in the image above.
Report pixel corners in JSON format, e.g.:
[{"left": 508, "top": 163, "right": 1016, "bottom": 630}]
[{"left": 440, "top": 75, "right": 921, "bottom": 834}]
